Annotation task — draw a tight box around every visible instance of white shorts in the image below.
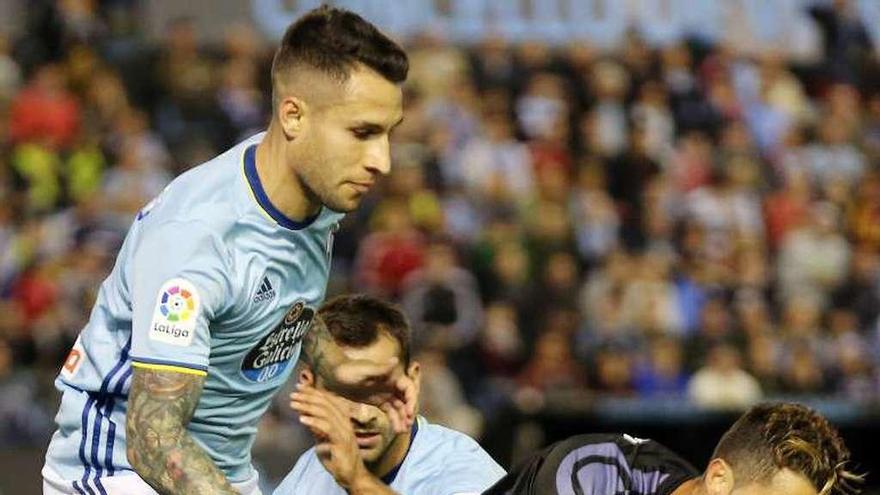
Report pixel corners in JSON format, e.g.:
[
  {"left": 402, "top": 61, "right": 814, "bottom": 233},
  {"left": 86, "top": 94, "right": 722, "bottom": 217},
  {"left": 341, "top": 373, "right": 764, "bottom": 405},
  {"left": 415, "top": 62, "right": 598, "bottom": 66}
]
[{"left": 42, "top": 464, "right": 262, "bottom": 495}]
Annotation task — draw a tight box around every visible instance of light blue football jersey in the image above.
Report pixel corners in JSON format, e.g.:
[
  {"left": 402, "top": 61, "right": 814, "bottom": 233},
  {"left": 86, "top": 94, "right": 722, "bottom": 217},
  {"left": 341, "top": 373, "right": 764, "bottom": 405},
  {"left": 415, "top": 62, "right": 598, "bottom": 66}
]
[
  {"left": 274, "top": 417, "right": 506, "bottom": 495},
  {"left": 43, "top": 132, "right": 344, "bottom": 493}
]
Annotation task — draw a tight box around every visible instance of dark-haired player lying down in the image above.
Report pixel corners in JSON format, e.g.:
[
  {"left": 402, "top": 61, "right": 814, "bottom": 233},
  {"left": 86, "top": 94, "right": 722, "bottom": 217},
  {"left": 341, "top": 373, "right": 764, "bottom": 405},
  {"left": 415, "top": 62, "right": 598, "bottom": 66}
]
[{"left": 485, "top": 402, "right": 862, "bottom": 495}]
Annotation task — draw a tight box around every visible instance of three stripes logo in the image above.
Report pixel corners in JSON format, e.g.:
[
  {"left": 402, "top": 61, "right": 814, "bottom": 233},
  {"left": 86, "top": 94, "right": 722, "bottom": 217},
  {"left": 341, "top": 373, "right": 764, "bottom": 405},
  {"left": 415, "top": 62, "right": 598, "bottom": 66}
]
[{"left": 253, "top": 276, "right": 276, "bottom": 303}]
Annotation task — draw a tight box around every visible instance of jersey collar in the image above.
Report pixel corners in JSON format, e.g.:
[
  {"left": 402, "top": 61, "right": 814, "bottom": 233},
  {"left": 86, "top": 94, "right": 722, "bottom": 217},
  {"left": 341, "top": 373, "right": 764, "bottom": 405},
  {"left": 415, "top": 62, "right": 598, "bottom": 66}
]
[
  {"left": 243, "top": 143, "right": 321, "bottom": 231},
  {"left": 380, "top": 419, "right": 420, "bottom": 485}
]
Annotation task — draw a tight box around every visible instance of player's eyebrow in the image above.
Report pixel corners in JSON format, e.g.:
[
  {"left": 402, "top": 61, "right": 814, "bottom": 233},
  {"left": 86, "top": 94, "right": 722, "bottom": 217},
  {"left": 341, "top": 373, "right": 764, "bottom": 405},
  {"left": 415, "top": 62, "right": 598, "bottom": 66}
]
[{"left": 350, "top": 116, "right": 404, "bottom": 133}]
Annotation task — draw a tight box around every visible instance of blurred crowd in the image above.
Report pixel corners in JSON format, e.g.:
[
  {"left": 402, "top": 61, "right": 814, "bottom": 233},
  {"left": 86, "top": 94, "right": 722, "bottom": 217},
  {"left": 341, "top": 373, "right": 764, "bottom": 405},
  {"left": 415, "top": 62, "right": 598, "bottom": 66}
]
[{"left": 1, "top": 1, "right": 880, "bottom": 461}]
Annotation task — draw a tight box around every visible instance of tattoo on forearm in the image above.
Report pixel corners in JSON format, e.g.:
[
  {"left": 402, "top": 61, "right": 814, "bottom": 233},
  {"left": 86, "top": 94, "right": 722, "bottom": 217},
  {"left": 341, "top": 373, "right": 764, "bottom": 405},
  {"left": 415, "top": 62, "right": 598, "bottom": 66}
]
[{"left": 126, "top": 368, "right": 238, "bottom": 494}]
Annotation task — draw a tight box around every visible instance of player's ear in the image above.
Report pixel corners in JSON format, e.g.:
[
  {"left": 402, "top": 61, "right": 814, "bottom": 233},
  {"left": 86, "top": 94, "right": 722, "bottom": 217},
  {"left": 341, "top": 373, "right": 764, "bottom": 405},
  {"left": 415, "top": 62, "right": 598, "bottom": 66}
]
[
  {"left": 704, "top": 458, "right": 734, "bottom": 495},
  {"left": 407, "top": 361, "right": 421, "bottom": 388},
  {"left": 278, "top": 95, "right": 307, "bottom": 140},
  {"left": 298, "top": 367, "right": 315, "bottom": 386}
]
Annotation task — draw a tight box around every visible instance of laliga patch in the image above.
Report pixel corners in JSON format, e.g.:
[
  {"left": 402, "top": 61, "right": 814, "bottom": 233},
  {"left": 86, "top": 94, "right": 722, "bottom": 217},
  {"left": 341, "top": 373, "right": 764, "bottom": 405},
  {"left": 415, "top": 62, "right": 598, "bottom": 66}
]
[
  {"left": 240, "top": 300, "right": 315, "bottom": 383},
  {"left": 149, "top": 278, "right": 200, "bottom": 346},
  {"left": 60, "top": 336, "right": 86, "bottom": 379}
]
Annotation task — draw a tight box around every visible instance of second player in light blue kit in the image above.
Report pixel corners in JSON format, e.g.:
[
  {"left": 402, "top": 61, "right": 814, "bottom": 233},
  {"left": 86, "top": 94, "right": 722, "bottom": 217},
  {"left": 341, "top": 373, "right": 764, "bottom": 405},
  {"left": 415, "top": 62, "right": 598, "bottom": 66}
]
[
  {"left": 275, "top": 295, "right": 506, "bottom": 495},
  {"left": 42, "top": 6, "right": 412, "bottom": 495}
]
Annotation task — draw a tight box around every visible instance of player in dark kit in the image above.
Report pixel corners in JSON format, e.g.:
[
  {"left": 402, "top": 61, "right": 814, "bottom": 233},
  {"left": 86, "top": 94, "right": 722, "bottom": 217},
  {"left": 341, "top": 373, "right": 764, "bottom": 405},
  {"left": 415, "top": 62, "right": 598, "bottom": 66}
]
[{"left": 485, "top": 402, "right": 862, "bottom": 495}]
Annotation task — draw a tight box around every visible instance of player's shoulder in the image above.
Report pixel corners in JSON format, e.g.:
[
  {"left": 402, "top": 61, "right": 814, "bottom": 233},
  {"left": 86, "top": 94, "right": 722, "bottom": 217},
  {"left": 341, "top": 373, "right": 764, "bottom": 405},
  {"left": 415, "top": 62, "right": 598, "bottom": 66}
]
[
  {"left": 541, "top": 433, "right": 697, "bottom": 490},
  {"left": 140, "top": 133, "right": 264, "bottom": 233},
  {"left": 415, "top": 420, "right": 505, "bottom": 473},
  {"left": 542, "top": 432, "right": 674, "bottom": 464},
  {"left": 290, "top": 445, "right": 320, "bottom": 470},
  {"left": 406, "top": 420, "right": 505, "bottom": 494},
  {"left": 275, "top": 446, "right": 334, "bottom": 494},
  {"left": 418, "top": 420, "right": 486, "bottom": 454},
  {"left": 555, "top": 432, "right": 647, "bottom": 451}
]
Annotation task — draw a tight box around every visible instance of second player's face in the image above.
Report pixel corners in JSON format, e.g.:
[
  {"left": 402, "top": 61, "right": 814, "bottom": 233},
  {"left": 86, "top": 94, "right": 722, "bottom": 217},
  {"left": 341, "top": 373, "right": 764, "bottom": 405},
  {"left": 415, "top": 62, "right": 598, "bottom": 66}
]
[
  {"left": 317, "top": 332, "right": 416, "bottom": 465},
  {"left": 729, "top": 468, "right": 819, "bottom": 495},
  {"left": 295, "top": 65, "right": 403, "bottom": 213}
]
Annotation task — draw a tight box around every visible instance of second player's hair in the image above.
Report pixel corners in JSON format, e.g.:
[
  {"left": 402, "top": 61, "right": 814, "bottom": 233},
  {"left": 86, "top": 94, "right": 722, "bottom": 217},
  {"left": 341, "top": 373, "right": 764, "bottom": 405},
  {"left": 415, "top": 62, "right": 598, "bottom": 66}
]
[
  {"left": 317, "top": 294, "right": 411, "bottom": 366},
  {"left": 270, "top": 5, "right": 408, "bottom": 108},
  {"left": 712, "top": 403, "right": 862, "bottom": 494}
]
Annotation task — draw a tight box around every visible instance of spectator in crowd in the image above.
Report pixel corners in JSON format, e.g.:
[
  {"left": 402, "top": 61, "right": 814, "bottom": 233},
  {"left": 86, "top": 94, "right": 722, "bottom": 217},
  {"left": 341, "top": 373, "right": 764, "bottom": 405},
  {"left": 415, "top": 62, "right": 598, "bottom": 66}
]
[
  {"left": 777, "top": 202, "right": 851, "bottom": 303},
  {"left": 353, "top": 199, "right": 426, "bottom": 298},
  {"left": 101, "top": 135, "right": 172, "bottom": 224},
  {"left": 808, "top": 0, "right": 874, "bottom": 84},
  {"left": 152, "top": 16, "right": 220, "bottom": 151},
  {"left": 591, "top": 343, "right": 636, "bottom": 396},
  {"left": 517, "top": 329, "right": 586, "bottom": 394},
  {"left": 619, "top": 249, "right": 683, "bottom": 338},
  {"left": 9, "top": 63, "right": 80, "bottom": 149},
  {"left": 634, "top": 337, "right": 689, "bottom": 398},
  {"left": 458, "top": 109, "right": 534, "bottom": 201},
  {"left": 0, "top": 33, "right": 21, "bottom": 103},
  {"left": 832, "top": 244, "right": 880, "bottom": 329},
  {"left": 746, "top": 332, "right": 783, "bottom": 394},
  {"left": 477, "top": 301, "right": 526, "bottom": 379},
  {"left": 780, "top": 343, "right": 830, "bottom": 395},
  {"left": 688, "top": 344, "right": 763, "bottom": 410},
  {"left": 0, "top": 337, "right": 53, "bottom": 446},
  {"left": 606, "top": 126, "right": 661, "bottom": 249},
  {"left": 216, "top": 55, "right": 267, "bottom": 146},
  {"left": 849, "top": 172, "right": 880, "bottom": 251},
  {"left": 569, "top": 159, "right": 620, "bottom": 264},
  {"left": 479, "top": 236, "right": 531, "bottom": 306},
  {"left": 401, "top": 238, "right": 483, "bottom": 350},
  {"left": 416, "top": 346, "right": 484, "bottom": 439},
  {"left": 804, "top": 110, "right": 866, "bottom": 189}
]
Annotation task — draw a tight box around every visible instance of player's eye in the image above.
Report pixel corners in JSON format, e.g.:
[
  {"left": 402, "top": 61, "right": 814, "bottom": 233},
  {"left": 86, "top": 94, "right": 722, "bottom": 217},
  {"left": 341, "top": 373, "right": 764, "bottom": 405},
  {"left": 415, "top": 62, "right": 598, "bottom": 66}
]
[{"left": 350, "top": 127, "right": 379, "bottom": 140}]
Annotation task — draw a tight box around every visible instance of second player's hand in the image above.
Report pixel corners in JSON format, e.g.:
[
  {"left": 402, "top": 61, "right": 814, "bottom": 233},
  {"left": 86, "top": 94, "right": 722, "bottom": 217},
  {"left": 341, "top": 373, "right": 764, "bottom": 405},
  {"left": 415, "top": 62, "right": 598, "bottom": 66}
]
[
  {"left": 332, "top": 358, "right": 416, "bottom": 433},
  {"left": 291, "top": 383, "right": 368, "bottom": 489}
]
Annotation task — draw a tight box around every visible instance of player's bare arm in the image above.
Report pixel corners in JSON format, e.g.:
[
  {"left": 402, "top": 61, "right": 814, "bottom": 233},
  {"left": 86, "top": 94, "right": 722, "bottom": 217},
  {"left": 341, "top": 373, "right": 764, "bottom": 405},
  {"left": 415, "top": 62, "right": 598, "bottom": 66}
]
[
  {"left": 303, "top": 317, "right": 415, "bottom": 432},
  {"left": 126, "top": 368, "right": 238, "bottom": 495},
  {"left": 291, "top": 384, "right": 398, "bottom": 495}
]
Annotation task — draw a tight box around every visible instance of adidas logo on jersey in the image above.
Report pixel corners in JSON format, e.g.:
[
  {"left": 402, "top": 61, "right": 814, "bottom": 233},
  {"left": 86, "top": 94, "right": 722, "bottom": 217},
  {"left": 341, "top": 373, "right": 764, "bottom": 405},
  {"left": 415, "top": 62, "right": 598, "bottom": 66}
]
[{"left": 253, "top": 276, "right": 276, "bottom": 303}]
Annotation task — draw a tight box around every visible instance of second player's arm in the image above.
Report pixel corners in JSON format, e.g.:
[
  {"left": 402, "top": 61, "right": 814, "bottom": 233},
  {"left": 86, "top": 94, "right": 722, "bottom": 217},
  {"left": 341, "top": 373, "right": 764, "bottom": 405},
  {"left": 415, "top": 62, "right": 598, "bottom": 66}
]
[
  {"left": 126, "top": 367, "right": 238, "bottom": 494},
  {"left": 346, "top": 472, "right": 398, "bottom": 495},
  {"left": 292, "top": 384, "right": 399, "bottom": 495}
]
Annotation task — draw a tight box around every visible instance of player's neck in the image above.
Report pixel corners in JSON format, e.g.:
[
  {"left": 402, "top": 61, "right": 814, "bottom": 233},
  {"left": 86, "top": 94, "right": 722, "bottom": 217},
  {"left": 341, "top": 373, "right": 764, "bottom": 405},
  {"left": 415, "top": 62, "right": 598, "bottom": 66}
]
[
  {"left": 254, "top": 128, "right": 322, "bottom": 221},
  {"left": 367, "top": 422, "right": 415, "bottom": 480},
  {"left": 671, "top": 478, "right": 704, "bottom": 495}
]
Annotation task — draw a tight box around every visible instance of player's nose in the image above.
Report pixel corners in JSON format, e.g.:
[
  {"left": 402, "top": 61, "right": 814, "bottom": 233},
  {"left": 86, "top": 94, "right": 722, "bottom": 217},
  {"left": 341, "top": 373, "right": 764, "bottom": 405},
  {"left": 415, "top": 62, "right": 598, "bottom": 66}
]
[
  {"left": 350, "top": 402, "right": 378, "bottom": 425},
  {"left": 363, "top": 135, "right": 391, "bottom": 176}
]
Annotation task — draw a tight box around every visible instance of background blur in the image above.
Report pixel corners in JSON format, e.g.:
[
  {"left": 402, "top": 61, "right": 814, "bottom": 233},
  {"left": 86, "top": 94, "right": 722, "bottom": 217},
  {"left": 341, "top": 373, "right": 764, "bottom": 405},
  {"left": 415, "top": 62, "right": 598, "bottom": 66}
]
[{"left": 1, "top": 0, "right": 879, "bottom": 493}]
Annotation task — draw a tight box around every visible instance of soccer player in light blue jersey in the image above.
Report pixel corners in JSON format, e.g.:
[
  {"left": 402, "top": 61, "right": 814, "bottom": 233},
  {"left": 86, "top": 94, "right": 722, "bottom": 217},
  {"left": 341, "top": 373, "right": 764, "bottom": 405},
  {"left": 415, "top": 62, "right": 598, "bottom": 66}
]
[
  {"left": 42, "top": 6, "right": 414, "bottom": 495},
  {"left": 275, "top": 294, "right": 506, "bottom": 495}
]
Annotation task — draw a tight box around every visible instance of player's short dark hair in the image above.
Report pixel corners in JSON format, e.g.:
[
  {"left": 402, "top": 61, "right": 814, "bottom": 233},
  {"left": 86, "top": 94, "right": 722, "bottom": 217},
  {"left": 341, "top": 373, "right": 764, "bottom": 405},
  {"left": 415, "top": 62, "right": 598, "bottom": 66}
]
[
  {"left": 712, "top": 403, "right": 862, "bottom": 494},
  {"left": 318, "top": 294, "right": 411, "bottom": 366},
  {"left": 271, "top": 5, "right": 408, "bottom": 105}
]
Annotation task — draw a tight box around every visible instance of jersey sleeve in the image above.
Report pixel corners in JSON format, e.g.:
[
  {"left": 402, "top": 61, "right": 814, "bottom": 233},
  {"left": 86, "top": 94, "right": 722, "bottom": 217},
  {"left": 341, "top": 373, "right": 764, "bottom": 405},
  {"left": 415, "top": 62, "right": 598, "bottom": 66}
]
[
  {"left": 430, "top": 441, "right": 507, "bottom": 495},
  {"left": 129, "top": 220, "right": 232, "bottom": 376}
]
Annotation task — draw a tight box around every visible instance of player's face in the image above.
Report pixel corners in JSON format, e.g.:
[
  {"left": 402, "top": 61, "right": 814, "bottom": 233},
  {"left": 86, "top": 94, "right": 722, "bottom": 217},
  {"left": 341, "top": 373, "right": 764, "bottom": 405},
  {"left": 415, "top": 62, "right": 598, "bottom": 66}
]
[
  {"left": 294, "top": 65, "right": 403, "bottom": 213},
  {"left": 729, "top": 468, "right": 818, "bottom": 495},
  {"left": 317, "top": 332, "right": 418, "bottom": 465},
  {"left": 698, "top": 459, "right": 820, "bottom": 495}
]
